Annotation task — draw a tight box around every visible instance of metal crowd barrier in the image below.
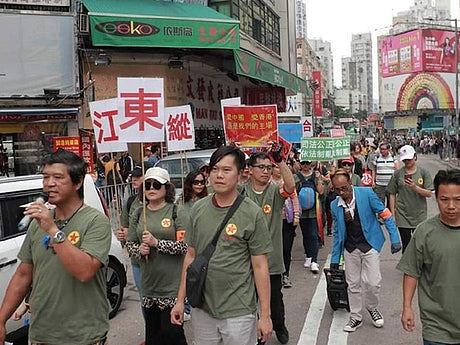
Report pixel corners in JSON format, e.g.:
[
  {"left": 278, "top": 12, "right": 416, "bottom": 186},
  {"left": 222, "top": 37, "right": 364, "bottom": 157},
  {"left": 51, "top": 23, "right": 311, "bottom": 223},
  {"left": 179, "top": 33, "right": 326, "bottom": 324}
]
[{"left": 97, "top": 182, "right": 135, "bottom": 231}]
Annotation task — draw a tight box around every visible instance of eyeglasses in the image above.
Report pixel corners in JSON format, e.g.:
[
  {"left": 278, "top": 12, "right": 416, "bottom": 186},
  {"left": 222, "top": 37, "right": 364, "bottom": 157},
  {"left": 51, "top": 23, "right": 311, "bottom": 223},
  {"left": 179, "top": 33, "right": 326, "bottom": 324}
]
[
  {"left": 145, "top": 180, "right": 164, "bottom": 190},
  {"left": 300, "top": 161, "right": 311, "bottom": 165},
  {"left": 252, "top": 164, "right": 273, "bottom": 171},
  {"left": 192, "top": 179, "right": 206, "bottom": 186},
  {"left": 341, "top": 162, "right": 352, "bottom": 167}
]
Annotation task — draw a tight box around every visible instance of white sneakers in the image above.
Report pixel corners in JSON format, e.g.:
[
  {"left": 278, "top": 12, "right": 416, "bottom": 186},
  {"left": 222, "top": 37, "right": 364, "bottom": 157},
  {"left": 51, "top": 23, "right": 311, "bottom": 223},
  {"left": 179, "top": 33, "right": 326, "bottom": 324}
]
[
  {"left": 368, "top": 309, "right": 384, "bottom": 328},
  {"left": 343, "top": 318, "right": 362, "bottom": 332},
  {"left": 304, "top": 257, "right": 319, "bottom": 273},
  {"left": 303, "top": 257, "right": 312, "bottom": 268}
]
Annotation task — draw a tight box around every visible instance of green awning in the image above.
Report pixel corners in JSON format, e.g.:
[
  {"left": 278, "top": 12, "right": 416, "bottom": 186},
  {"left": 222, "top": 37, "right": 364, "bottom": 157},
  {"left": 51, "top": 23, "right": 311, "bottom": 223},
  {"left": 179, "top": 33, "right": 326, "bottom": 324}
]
[
  {"left": 234, "top": 49, "right": 310, "bottom": 96},
  {"left": 83, "top": 0, "right": 239, "bottom": 49}
]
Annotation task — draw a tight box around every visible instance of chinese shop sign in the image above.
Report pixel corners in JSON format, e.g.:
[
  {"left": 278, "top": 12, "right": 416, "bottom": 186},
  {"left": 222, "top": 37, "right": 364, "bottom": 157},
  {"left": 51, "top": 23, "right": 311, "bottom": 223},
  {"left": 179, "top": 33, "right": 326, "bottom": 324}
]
[
  {"left": 312, "top": 71, "right": 322, "bottom": 117},
  {"left": 301, "top": 116, "right": 313, "bottom": 138},
  {"left": 80, "top": 132, "right": 95, "bottom": 173},
  {"left": 300, "top": 137, "right": 350, "bottom": 161},
  {"left": 223, "top": 105, "right": 278, "bottom": 147},
  {"left": 165, "top": 105, "right": 195, "bottom": 152},
  {"left": 117, "top": 78, "right": 165, "bottom": 143},
  {"left": 89, "top": 98, "right": 128, "bottom": 153},
  {"left": 53, "top": 137, "right": 81, "bottom": 156}
]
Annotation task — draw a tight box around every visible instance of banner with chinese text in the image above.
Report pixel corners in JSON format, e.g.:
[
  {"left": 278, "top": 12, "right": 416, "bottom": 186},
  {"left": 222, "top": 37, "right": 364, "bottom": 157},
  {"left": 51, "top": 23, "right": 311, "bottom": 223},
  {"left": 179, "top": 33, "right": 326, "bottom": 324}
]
[
  {"left": 223, "top": 105, "right": 278, "bottom": 147},
  {"left": 53, "top": 137, "right": 81, "bottom": 156},
  {"left": 278, "top": 123, "right": 302, "bottom": 143},
  {"left": 117, "top": 78, "right": 165, "bottom": 143},
  {"left": 165, "top": 105, "right": 195, "bottom": 152},
  {"left": 300, "top": 137, "right": 350, "bottom": 161},
  {"left": 80, "top": 131, "right": 95, "bottom": 173},
  {"left": 301, "top": 116, "right": 313, "bottom": 138},
  {"left": 312, "top": 71, "right": 322, "bottom": 117},
  {"left": 89, "top": 98, "right": 128, "bottom": 153}
]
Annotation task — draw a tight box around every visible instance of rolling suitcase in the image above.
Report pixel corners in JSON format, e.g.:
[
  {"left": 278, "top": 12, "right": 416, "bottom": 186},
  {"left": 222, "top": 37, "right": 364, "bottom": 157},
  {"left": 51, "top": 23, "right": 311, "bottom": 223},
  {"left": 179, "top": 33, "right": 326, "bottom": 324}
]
[{"left": 323, "top": 268, "right": 350, "bottom": 311}]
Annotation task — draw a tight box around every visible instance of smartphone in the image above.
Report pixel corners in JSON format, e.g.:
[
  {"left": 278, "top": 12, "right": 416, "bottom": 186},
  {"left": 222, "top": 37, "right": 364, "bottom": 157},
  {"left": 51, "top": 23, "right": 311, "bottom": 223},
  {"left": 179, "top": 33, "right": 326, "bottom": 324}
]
[{"left": 404, "top": 174, "right": 412, "bottom": 180}]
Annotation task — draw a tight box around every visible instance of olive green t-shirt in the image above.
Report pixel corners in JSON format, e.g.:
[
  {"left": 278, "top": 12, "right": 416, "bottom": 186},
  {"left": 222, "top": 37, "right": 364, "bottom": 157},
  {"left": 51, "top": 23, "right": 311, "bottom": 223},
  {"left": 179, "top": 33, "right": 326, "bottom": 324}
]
[
  {"left": 386, "top": 167, "right": 433, "bottom": 228},
  {"left": 120, "top": 195, "right": 144, "bottom": 265},
  {"left": 242, "top": 182, "right": 286, "bottom": 274},
  {"left": 18, "top": 206, "right": 111, "bottom": 345},
  {"left": 128, "top": 203, "right": 185, "bottom": 299},
  {"left": 396, "top": 216, "right": 460, "bottom": 343},
  {"left": 186, "top": 195, "right": 272, "bottom": 319}
]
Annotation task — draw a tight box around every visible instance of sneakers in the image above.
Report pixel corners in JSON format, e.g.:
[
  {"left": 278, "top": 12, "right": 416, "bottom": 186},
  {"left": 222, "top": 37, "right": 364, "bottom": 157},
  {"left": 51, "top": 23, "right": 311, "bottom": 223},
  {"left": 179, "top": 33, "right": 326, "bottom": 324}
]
[
  {"left": 275, "top": 325, "right": 289, "bottom": 344},
  {"left": 368, "top": 308, "right": 384, "bottom": 328},
  {"left": 183, "top": 312, "right": 191, "bottom": 322},
  {"left": 303, "top": 257, "right": 312, "bottom": 268},
  {"left": 282, "top": 275, "right": 292, "bottom": 288},
  {"left": 343, "top": 318, "right": 362, "bottom": 332},
  {"left": 310, "top": 262, "right": 320, "bottom": 274}
]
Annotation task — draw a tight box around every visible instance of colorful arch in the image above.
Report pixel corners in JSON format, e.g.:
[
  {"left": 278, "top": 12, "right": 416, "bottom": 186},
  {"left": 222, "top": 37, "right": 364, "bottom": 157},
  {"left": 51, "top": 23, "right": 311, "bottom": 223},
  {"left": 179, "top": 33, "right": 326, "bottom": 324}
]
[{"left": 396, "top": 73, "right": 454, "bottom": 111}]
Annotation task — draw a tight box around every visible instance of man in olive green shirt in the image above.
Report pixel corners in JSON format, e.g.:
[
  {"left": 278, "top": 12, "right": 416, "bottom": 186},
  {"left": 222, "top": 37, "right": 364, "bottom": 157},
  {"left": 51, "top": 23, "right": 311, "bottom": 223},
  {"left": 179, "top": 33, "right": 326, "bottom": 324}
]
[
  {"left": 0, "top": 149, "right": 111, "bottom": 345},
  {"left": 387, "top": 145, "right": 433, "bottom": 253},
  {"left": 243, "top": 151, "right": 295, "bottom": 345},
  {"left": 171, "top": 146, "right": 273, "bottom": 345},
  {"left": 397, "top": 169, "right": 460, "bottom": 345}
]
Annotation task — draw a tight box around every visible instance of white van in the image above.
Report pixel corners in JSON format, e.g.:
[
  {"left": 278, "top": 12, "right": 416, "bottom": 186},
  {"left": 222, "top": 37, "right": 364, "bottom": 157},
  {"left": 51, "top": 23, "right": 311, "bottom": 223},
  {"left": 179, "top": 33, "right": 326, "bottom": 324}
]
[{"left": 0, "top": 175, "right": 127, "bottom": 344}]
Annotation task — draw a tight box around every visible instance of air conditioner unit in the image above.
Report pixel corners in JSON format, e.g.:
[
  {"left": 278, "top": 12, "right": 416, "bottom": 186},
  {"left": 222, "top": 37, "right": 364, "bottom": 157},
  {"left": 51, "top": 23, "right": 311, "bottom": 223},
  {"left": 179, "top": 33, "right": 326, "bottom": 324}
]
[{"left": 79, "top": 14, "right": 89, "bottom": 33}]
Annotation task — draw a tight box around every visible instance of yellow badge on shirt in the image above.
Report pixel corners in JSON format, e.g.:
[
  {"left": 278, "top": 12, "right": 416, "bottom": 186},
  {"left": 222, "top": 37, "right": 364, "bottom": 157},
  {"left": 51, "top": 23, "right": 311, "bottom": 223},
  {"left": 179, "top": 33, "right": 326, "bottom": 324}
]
[
  {"left": 417, "top": 177, "right": 424, "bottom": 185},
  {"left": 225, "top": 223, "right": 237, "bottom": 236},
  {"left": 263, "top": 204, "right": 272, "bottom": 214},
  {"left": 161, "top": 218, "right": 171, "bottom": 228},
  {"left": 68, "top": 231, "right": 80, "bottom": 245}
]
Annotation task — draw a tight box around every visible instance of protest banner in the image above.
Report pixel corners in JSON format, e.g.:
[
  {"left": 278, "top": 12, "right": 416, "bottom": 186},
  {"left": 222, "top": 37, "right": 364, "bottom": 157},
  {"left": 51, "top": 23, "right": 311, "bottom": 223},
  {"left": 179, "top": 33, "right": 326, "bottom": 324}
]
[
  {"left": 279, "top": 136, "right": 292, "bottom": 160},
  {"left": 117, "top": 77, "right": 165, "bottom": 143},
  {"left": 330, "top": 128, "right": 346, "bottom": 137},
  {"left": 278, "top": 123, "right": 302, "bottom": 143},
  {"left": 80, "top": 132, "right": 95, "bottom": 173},
  {"left": 301, "top": 116, "right": 314, "bottom": 138},
  {"left": 165, "top": 105, "right": 195, "bottom": 152},
  {"left": 53, "top": 137, "right": 81, "bottom": 156},
  {"left": 300, "top": 137, "right": 351, "bottom": 161},
  {"left": 89, "top": 98, "right": 128, "bottom": 153},
  {"left": 223, "top": 105, "right": 278, "bottom": 147},
  {"left": 221, "top": 97, "right": 241, "bottom": 144}
]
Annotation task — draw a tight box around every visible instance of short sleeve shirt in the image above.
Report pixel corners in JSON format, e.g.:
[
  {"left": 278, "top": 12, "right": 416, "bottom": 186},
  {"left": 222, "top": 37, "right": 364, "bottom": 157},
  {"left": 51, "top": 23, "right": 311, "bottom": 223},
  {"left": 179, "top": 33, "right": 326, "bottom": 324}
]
[
  {"left": 186, "top": 195, "right": 272, "bottom": 319},
  {"left": 396, "top": 216, "right": 460, "bottom": 343},
  {"left": 18, "top": 206, "right": 111, "bottom": 345},
  {"left": 386, "top": 166, "right": 433, "bottom": 228}
]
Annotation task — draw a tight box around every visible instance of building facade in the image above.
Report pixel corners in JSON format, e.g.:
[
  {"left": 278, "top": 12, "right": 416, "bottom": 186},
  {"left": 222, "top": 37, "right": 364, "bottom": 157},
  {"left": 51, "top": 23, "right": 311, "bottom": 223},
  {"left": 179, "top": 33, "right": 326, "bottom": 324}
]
[
  {"left": 335, "top": 88, "right": 367, "bottom": 114},
  {"left": 309, "top": 39, "right": 335, "bottom": 96},
  {"left": 295, "top": 0, "right": 307, "bottom": 39}
]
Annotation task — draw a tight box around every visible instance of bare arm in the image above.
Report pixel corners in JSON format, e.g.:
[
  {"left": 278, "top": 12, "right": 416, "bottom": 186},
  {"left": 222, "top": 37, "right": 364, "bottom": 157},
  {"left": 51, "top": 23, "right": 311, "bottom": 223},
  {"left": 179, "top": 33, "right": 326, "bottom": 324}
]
[
  {"left": 279, "top": 161, "right": 295, "bottom": 194},
  {"left": 251, "top": 254, "right": 272, "bottom": 343},
  {"left": 0, "top": 263, "right": 33, "bottom": 325},
  {"left": 412, "top": 185, "right": 432, "bottom": 198},
  {"left": 389, "top": 194, "right": 396, "bottom": 217},
  {"left": 401, "top": 274, "right": 418, "bottom": 332}
]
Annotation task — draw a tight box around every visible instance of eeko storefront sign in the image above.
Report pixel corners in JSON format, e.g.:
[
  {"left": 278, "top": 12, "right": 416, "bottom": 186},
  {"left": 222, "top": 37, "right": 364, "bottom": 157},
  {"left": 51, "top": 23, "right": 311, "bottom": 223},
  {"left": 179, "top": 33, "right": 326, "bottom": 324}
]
[{"left": 95, "top": 21, "right": 160, "bottom": 37}]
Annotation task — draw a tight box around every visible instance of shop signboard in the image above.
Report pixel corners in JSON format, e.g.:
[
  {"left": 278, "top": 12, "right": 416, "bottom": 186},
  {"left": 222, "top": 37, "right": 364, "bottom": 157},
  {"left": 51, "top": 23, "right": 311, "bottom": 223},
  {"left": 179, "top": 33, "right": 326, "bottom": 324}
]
[
  {"left": 223, "top": 105, "right": 278, "bottom": 147},
  {"left": 53, "top": 137, "right": 81, "bottom": 156},
  {"left": 0, "top": 0, "right": 69, "bottom": 5},
  {"left": 330, "top": 128, "right": 346, "bottom": 137},
  {"left": 165, "top": 105, "right": 195, "bottom": 152},
  {"left": 80, "top": 132, "right": 95, "bottom": 173},
  {"left": 301, "top": 116, "right": 313, "bottom": 138},
  {"left": 300, "top": 137, "right": 350, "bottom": 161},
  {"left": 422, "top": 29, "right": 460, "bottom": 73},
  {"left": 278, "top": 123, "right": 302, "bottom": 144},
  {"left": 117, "top": 77, "right": 165, "bottom": 143},
  {"left": 89, "top": 98, "right": 128, "bottom": 153},
  {"left": 312, "top": 71, "right": 322, "bottom": 117}
]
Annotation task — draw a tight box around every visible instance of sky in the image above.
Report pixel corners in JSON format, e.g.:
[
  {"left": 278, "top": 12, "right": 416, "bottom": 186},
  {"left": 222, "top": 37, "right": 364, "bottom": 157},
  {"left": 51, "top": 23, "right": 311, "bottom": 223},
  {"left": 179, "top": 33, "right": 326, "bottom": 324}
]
[{"left": 305, "top": 0, "right": 460, "bottom": 99}]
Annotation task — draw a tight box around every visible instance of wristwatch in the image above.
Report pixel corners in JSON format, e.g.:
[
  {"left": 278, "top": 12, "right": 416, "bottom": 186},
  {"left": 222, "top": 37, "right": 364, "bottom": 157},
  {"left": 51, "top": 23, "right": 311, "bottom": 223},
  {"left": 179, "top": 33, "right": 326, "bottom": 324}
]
[{"left": 52, "top": 231, "right": 66, "bottom": 244}]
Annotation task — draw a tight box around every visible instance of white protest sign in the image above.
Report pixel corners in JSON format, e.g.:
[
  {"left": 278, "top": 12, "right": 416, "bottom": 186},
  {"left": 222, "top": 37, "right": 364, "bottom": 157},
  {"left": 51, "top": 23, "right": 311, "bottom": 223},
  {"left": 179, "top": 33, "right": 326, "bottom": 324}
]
[
  {"left": 117, "top": 77, "right": 165, "bottom": 143},
  {"left": 165, "top": 105, "right": 195, "bottom": 152},
  {"left": 89, "top": 98, "right": 128, "bottom": 153},
  {"left": 220, "top": 97, "right": 241, "bottom": 145},
  {"left": 301, "top": 116, "right": 313, "bottom": 138}
]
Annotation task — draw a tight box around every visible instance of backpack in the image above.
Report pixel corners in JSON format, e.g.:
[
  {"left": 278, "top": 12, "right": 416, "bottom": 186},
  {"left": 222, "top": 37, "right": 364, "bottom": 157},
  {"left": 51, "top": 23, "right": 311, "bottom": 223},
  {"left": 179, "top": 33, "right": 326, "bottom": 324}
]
[{"left": 296, "top": 172, "right": 317, "bottom": 210}]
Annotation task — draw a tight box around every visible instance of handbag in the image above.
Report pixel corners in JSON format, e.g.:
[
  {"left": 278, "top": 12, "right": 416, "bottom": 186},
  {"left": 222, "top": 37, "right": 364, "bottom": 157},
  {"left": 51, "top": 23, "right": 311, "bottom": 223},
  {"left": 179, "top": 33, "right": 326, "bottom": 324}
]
[{"left": 186, "top": 194, "right": 244, "bottom": 308}]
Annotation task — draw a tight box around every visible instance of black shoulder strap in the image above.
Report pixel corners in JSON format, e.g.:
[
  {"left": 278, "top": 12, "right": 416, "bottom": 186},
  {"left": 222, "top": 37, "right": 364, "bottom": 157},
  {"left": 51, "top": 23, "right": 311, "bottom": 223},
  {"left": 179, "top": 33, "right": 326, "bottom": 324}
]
[
  {"left": 126, "top": 194, "right": 138, "bottom": 214},
  {"left": 172, "top": 203, "right": 178, "bottom": 222},
  {"left": 202, "top": 194, "right": 245, "bottom": 260}
]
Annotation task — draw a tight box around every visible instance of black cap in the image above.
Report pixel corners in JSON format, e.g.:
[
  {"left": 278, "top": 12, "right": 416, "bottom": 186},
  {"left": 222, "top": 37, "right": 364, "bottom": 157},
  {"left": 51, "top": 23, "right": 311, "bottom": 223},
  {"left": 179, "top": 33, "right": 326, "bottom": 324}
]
[{"left": 130, "top": 166, "right": 143, "bottom": 178}]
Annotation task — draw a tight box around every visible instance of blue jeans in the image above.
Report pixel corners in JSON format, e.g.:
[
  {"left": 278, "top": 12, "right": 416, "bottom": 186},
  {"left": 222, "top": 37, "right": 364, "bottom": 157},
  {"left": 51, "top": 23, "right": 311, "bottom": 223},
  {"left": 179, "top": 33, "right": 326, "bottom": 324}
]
[
  {"left": 299, "top": 217, "right": 319, "bottom": 262},
  {"left": 132, "top": 263, "right": 146, "bottom": 319},
  {"left": 424, "top": 340, "right": 460, "bottom": 345}
]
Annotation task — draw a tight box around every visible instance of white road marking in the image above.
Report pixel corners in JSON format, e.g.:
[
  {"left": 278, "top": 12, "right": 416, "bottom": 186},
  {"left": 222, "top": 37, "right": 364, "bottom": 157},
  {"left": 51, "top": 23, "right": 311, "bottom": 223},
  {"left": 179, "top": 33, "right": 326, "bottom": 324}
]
[
  {"left": 327, "top": 309, "right": 349, "bottom": 345},
  {"left": 297, "top": 255, "right": 331, "bottom": 345}
]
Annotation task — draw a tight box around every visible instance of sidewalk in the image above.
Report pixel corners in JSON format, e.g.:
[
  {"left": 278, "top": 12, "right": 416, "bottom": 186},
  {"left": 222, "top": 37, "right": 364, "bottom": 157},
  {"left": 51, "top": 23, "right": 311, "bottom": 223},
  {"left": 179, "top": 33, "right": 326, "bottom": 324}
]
[{"left": 426, "top": 153, "right": 460, "bottom": 170}]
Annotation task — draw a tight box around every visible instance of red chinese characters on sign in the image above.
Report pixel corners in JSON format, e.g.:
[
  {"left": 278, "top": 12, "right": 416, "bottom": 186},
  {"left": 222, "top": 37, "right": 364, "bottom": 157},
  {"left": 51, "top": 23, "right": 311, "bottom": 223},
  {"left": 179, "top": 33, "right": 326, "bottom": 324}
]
[
  {"left": 223, "top": 105, "right": 278, "bottom": 147},
  {"left": 312, "top": 71, "right": 322, "bottom": 117},
  {"left": 119, "top": 88, "right": 163, "bottom": 131},
  {"left": 53, "top": 137, "right": 81, "bottom": 156},
  {"left": 167, "top": 113, "right": 192, "bottom": 142},
  {"left": 93, "top": 109, "right": 119, "bottom": 144}
]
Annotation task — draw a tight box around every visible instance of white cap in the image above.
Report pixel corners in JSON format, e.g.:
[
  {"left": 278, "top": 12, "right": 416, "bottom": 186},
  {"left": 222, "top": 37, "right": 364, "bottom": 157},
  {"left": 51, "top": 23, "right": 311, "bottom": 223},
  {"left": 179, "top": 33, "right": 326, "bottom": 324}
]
[
  {"left": 144, "top": 167, "right": 170, "bottom": 184},
  {"left": 399, "top": 145, "right": 416, "bottom": 161}
]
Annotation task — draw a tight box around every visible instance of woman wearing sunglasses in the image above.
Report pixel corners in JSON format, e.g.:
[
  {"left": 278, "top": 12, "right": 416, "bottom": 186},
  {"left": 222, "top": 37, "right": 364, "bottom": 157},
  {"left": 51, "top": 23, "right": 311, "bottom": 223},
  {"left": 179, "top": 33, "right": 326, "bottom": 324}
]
[
  {"left": 126, "top": 167, "right": 188, "bottom": 345},
  {"left": 339, "top": 157, "right": 362, "bottom": 187},
  {"left": 181, "top": 170, "right": 208, "bottom": 211}
]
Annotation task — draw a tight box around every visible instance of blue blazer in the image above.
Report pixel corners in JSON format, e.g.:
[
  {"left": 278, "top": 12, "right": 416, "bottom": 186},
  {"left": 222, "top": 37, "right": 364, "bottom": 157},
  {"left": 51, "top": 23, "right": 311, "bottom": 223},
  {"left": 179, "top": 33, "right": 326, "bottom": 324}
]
[{"left": 330, "top": 187, "right": 400, "bottom": 264}]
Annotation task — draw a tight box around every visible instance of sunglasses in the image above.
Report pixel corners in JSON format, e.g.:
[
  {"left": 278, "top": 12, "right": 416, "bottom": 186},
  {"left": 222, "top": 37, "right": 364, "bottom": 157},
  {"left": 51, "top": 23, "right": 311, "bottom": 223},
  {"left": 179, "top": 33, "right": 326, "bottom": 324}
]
[
  {"left": 145, "top": 180, "right": 165, "bottom": 190},
  {"left": 192, "top": 179, "right": 206, "bottom": 186},
  {"left": 252, "top": 164, "right": 273, "bottom": 171},
  {"left": 341, "top": 162, "right": 352, "bottom": 167},
  {"left": 300, "top": 161, "right": 311, "bottom": 165}
]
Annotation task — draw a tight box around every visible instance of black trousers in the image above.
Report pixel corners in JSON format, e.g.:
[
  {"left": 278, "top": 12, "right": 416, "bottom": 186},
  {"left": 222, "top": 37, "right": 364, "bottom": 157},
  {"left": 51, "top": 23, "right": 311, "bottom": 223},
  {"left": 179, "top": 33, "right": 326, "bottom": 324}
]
[
  {"left": 282, "top": 219, "right": 296, "bottom": 277},
  {"left": 399, "top": 227, "right": 415, "bottom": 253},
  {"left": 143, "top": 305, "right": 187, "bottom": 345},
  {"left": 270, "top": 274, "right": 286, "bottom": 332}
]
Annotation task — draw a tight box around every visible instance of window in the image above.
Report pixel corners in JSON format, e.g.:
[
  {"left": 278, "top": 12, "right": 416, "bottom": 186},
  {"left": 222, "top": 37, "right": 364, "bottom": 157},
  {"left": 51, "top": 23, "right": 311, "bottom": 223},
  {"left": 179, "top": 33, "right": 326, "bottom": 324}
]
[{"left": 228, "top": 0, "right": 280, "bottom": 54}]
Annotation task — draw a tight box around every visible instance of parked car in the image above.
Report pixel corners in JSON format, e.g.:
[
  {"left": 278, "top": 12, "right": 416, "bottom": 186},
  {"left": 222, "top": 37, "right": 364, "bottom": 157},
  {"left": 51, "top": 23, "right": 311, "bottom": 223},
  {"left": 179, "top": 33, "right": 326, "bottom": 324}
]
[{"left": 0, "top": 174, "right": 127, "bottom": 344}]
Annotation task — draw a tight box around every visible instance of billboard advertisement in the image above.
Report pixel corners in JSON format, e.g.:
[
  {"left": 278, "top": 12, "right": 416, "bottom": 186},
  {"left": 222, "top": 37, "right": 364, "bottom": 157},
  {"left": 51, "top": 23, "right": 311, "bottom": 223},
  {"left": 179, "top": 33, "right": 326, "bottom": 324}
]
[
  {"left": 380, "top": 72, "right": 455, "bottom": 112},
  {"left": 422, "top": 29, "right": 460, "bottom": 73},
  {"left": 380, "top": 29, "right": 423, "bottom": 77}
]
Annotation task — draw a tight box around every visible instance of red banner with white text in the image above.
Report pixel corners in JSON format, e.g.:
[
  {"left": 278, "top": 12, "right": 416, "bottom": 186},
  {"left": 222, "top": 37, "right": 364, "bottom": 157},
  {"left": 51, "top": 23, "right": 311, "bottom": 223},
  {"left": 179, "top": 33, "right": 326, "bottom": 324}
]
[{"left": 312, "top": 71, "right": 322, "bottom": 117}]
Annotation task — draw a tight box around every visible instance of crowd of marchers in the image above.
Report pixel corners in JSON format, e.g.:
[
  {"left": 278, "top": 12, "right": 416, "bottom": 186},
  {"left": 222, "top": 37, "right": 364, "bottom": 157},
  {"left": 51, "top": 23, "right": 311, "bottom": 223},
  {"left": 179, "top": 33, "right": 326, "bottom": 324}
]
[{"left": 0, "top": 139, "right": 459, "bottom": 345}]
